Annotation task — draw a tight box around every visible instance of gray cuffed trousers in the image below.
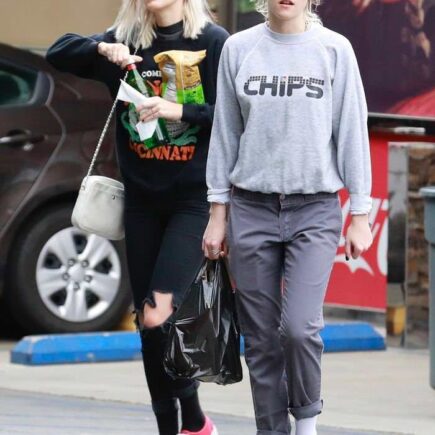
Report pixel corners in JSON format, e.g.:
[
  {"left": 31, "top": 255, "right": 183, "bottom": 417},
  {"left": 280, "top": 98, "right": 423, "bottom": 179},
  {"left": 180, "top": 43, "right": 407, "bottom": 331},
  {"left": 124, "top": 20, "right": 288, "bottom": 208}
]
[{"left": 227, "top": 187, "right": 342, "bottom": 435}]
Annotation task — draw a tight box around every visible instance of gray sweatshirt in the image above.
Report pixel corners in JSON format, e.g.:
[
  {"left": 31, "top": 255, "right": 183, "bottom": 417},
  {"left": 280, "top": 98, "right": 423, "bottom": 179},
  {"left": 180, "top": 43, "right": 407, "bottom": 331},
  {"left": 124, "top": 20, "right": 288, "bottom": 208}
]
[{"left": 206, "top": 22, "right": 372, "bottom": 215}]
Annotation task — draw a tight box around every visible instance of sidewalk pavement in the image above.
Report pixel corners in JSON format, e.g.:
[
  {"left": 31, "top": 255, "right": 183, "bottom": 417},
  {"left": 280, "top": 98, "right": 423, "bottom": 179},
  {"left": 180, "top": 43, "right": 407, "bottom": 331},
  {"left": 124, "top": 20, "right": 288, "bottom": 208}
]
[{"left": 0, "top": 344, "right": 434, "bottom": 435}]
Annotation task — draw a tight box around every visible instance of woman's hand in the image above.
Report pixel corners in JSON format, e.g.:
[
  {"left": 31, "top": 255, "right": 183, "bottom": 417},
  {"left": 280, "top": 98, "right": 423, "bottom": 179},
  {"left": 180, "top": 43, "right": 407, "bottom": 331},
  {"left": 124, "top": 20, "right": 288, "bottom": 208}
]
[
  {"left": 203, "top": 204, "right": 228, "bottom": 260},
  {"left": 345, "top": 214, "right": 373, "bottom": 260},
  {"left": 137, "top": 98, "right": 183, "bottom": 122},
  {"left": 98, "top": 42, "right": 143, "bottom": 68}
]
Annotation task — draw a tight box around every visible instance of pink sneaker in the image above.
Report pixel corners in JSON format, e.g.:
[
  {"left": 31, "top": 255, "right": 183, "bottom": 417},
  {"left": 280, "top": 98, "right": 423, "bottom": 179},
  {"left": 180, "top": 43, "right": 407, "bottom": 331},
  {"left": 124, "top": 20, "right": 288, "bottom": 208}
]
[{"left": 178, "top": 416, "right": 218, "bottom": 435}]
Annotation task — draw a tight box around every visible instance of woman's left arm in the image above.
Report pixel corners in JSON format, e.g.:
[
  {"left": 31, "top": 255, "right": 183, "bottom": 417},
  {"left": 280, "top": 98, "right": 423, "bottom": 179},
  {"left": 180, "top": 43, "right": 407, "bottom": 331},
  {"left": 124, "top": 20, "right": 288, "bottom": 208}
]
[
  {"left": 332, "top": 38, "right": 373, "bottom": 259},
  {"left": 139, "top": 27, "right": 229, "bottom": 126}
]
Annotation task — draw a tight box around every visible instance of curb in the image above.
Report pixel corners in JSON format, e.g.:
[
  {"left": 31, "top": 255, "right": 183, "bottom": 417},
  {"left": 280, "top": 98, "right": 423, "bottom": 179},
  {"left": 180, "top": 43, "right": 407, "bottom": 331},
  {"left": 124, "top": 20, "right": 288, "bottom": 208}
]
[
  {"left": 10, "top": 332, "right": 142, "bottom": 365},
  {"left": 11, "top": 322, "right": 385, "bottom": 366},
  {"left": 320, "top": 322, "right": 386, "bottom": 352}
]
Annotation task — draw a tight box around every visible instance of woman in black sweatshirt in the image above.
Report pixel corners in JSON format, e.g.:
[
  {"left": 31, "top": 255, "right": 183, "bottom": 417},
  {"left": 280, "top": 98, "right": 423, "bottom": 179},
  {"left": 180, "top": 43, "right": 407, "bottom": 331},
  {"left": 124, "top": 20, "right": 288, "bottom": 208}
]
[{"left": 47, "top": 1, "right": 228, "bottom": 434}]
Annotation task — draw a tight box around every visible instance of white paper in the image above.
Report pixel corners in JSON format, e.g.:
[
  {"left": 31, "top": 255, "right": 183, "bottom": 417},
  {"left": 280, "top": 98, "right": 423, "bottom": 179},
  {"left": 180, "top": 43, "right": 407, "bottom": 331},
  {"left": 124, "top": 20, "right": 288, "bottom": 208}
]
[{"left": 117, "top": 80, "right": 157, "bottom": 141}]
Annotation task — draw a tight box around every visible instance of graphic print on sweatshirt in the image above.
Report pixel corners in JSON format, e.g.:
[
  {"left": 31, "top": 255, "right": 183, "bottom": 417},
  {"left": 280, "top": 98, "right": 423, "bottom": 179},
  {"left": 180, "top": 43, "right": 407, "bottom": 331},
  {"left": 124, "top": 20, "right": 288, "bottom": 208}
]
[
  {"left": 121, "top": 49, "right": 206, "bottom": 162},
  {"left": 244, "top": 75, "right": 325, "bottom": 99}
]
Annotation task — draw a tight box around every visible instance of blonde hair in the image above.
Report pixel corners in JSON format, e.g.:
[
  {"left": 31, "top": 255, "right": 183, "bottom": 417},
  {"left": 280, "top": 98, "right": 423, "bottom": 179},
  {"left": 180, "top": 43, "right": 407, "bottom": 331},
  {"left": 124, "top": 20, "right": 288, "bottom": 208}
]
[
  {"left": 110, "top": 0, "right": 214, "bottom": 49},
  {"left": 255, "top": 0, "right": 323, "bottom": 26}
]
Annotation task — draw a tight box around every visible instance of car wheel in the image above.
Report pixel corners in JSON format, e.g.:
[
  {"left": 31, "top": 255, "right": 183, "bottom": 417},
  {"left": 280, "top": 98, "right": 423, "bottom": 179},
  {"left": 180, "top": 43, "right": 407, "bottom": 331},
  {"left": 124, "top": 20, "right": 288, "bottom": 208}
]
[{"left": 6, "top": 203, "right": 131, "bottom": 334}]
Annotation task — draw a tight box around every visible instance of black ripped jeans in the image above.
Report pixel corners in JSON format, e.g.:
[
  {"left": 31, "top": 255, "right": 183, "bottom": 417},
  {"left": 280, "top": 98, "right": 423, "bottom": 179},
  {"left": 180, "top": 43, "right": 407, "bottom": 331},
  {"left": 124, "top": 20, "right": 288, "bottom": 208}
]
[{"left": 123, "top": 180, "right": 209, "bottom": 413}]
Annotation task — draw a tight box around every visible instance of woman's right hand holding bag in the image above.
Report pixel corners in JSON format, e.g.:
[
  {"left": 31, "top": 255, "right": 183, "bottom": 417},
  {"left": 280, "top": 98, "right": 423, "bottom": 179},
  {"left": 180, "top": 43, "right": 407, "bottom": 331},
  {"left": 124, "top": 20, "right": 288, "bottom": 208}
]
[{"left": 203, "top": 203, "right": 228, "bottom": 260}]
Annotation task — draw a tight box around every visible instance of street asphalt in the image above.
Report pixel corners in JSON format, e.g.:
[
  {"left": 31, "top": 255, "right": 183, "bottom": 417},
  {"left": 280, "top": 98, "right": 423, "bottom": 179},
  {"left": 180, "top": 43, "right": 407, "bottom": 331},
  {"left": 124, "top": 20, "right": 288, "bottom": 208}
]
[{"left": 0, "top": 388, "right": 402, "bottom": 435}]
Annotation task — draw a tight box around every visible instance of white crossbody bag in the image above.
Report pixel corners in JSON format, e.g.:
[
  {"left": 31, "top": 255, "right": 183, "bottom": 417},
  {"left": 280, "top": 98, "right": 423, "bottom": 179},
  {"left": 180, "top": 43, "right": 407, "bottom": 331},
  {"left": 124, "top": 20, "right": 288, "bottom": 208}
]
[{"left": 72, "top": 56, "right": 138, "bottom": 241}]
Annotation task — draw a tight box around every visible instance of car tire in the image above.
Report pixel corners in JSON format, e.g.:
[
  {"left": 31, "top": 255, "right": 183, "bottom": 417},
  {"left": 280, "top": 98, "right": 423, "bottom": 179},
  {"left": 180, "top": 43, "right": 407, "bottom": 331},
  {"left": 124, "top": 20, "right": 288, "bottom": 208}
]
[{"left": 6, "top": 202, "right": 131, "bottom": 334}]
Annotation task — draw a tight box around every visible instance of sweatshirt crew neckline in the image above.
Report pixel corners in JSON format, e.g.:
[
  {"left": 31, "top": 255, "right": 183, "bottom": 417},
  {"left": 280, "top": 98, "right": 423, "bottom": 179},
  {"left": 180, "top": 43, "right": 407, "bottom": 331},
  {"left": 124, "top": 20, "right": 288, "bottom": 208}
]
[
  {"left": 156, "top": 20, "right": 183, "bottom": 34},
  {"left": 155, "top": 20, "right": 184, "bottom": 40},
  {"left": 262, "top": 22, "right": 320, "bottom": 44}
]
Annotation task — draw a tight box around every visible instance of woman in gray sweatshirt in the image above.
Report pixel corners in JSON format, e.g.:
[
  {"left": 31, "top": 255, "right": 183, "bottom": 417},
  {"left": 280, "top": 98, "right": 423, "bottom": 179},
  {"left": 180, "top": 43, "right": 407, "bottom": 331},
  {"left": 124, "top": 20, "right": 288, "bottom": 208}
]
[{"left": 203, "top": 1, "right": 373, "bottom": 435}]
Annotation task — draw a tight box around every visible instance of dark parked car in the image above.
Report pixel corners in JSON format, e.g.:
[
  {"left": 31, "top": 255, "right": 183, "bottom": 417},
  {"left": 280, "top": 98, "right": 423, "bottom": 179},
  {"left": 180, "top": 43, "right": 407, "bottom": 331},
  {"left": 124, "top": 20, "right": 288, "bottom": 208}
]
[{"left": 0, "top": 43, "right": 130, "bottom": 334}]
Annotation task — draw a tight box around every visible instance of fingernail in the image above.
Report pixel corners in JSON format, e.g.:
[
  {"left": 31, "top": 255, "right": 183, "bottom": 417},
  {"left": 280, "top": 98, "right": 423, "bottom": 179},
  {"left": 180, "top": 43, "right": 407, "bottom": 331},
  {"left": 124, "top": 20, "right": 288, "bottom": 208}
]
[{"left": 345, "top": 255, "right": 349, "bottom": 261}]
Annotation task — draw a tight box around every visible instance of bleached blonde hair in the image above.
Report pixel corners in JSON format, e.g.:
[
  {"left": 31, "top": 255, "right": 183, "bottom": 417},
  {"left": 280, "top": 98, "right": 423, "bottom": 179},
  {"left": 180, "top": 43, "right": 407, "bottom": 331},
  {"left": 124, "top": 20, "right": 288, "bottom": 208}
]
[
  {"left": 255, "top": 0, "right": 323, "bottom": 26},
  {"left": 110, "top": 0, "right": 214, "bottom": 49}
]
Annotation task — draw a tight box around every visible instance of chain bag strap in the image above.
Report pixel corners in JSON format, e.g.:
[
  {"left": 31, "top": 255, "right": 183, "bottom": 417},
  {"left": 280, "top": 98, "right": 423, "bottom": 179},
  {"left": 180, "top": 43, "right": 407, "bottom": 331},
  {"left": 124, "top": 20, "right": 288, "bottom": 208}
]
[
  {"left": 72, "top": 49, "right": 139, "bottom": 240},
  {"left": 82, "top": 48, "right": 139, "bottom": 189}
]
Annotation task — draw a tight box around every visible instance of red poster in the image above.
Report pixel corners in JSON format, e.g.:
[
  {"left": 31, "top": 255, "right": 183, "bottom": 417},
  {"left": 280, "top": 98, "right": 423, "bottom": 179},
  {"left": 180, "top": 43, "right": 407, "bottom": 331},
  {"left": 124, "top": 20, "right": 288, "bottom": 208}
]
[
  {"left": 319, "top": 0, "right": 435, "bottom": 120},
  {"left": 325, "top": 136, "right": 389, "bottom": 311}
]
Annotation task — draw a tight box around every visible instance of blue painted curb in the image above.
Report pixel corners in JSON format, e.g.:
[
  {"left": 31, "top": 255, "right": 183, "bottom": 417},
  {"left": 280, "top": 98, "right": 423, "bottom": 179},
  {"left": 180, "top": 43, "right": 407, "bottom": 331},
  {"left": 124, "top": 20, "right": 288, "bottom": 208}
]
[
  {"left": 10, "top": 332, "right": 142, "bottom": 366},
  {"left": 239, "top": 322, "right": 385, "bottom": 354},
  {"left": 321, "top": 322, "right": 386, "bottom": 352},
  {"left": 11, "top": 322, "right": 384, "bottom": 366}
]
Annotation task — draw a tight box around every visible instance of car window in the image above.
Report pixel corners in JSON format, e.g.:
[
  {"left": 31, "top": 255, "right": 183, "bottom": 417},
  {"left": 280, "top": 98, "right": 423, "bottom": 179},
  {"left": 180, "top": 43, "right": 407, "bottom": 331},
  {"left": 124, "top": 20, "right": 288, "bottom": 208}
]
[{"left": 0, "top": 65, "right": 37, "bottom": 107}]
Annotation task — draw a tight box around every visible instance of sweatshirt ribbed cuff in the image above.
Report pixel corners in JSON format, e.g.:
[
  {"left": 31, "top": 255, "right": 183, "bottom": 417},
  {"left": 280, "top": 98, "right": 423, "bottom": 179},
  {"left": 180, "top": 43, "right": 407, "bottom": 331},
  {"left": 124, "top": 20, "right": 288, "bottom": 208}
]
[
  {"left": 207, "top": 189, "right": 231, "bottom": 204},
  {"left": 181, "top": 104, "right": 204, "bottom": 125},
  {"left": 181, "top": 104, "right": 196, "bottom": 124},
  {"left": 350, "top": 193, "right": 372, "bottom": 215}
]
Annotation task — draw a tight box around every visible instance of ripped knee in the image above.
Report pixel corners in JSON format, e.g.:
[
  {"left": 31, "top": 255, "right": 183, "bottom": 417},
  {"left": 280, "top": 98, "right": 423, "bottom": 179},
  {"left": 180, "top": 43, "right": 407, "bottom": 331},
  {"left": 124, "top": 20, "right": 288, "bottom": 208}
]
[
  {"left": 142, "top": 306, "right": 169, "bottom": 329},
  {"left": 133, "top": 306, "right": 166, "bottom": 330},
  {"left": 135, "top": 290, "right": 175, "bottom": 330}
]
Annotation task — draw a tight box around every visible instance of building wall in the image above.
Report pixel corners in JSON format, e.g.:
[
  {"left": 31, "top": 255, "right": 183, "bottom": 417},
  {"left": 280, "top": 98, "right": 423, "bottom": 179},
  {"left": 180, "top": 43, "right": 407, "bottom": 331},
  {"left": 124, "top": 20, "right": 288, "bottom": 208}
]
[
  {"left": 0, "top": 0, "right": 222, "bottom": 51},
  {"left": 0, "top": 0, "right": 122, "bottom": 50}
]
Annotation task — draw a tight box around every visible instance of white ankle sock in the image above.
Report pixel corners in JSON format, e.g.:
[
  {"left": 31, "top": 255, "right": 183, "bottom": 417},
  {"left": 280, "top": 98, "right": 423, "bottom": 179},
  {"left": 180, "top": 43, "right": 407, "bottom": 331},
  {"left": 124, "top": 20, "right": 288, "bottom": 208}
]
[{"left": 295, "top": 415, "right": 318, "bottom": 435}]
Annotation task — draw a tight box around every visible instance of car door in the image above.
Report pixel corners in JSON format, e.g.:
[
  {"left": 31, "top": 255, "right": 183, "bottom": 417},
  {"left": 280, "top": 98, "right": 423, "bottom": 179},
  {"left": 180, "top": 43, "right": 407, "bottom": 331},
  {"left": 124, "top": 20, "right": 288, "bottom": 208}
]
[{"left": 0, "top": 54, "right": 62, "bottom": 230}]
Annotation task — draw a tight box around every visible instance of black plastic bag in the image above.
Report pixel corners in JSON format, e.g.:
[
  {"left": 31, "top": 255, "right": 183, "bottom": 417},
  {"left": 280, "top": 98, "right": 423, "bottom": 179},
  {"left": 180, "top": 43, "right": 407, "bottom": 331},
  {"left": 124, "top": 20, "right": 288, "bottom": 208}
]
[{"left": 164, "top": 258, "right": 243, "bottom": 385}]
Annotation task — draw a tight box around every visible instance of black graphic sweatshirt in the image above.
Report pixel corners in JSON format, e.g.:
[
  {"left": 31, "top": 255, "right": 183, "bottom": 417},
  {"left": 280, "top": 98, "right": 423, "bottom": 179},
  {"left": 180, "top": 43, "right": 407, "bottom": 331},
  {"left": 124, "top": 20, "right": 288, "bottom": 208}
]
[{"left": 46, "top": 21, "right": 229, "bottom": 194}]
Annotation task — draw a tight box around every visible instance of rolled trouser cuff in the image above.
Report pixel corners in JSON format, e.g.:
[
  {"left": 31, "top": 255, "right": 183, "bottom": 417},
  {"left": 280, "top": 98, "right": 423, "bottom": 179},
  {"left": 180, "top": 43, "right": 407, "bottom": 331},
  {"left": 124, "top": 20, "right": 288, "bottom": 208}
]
[
  {"left": 152, "top": 397, "right": 179, "bottom": 415},
  {"left": 289, "top": 399, "right": 323, "bottom": 420}
]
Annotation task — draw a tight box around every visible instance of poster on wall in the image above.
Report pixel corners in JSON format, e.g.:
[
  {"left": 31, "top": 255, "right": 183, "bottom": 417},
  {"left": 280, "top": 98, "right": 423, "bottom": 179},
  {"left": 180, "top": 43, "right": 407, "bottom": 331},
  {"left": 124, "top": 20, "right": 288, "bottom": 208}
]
[
  {"left": 326, "top": 138, "right": 389, "bottom": 311},
  {"left": 319, "top": 0, "right": 435, "bottom": 119}
]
